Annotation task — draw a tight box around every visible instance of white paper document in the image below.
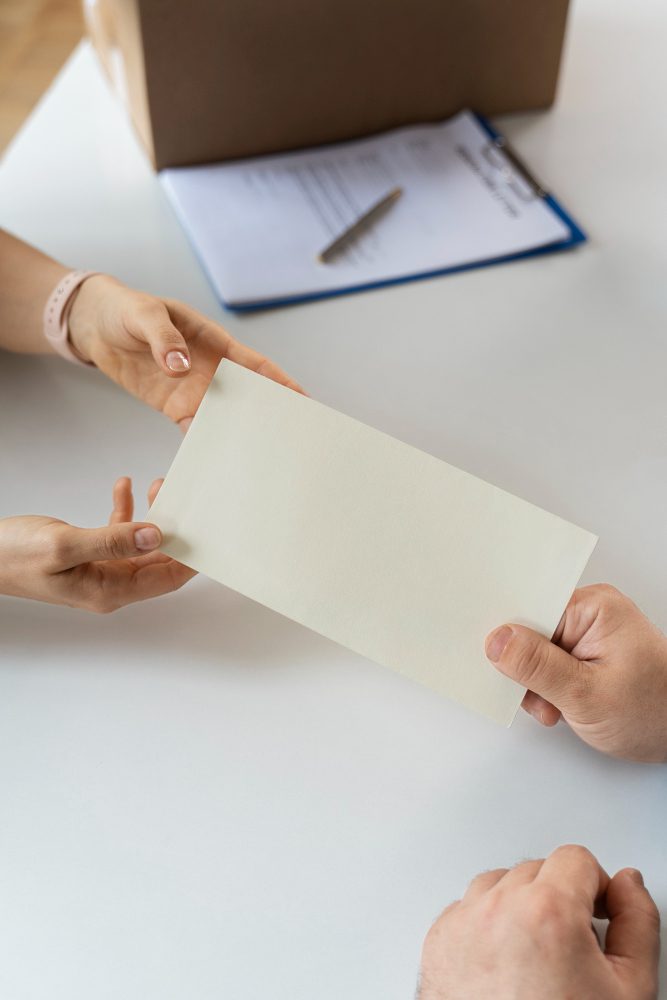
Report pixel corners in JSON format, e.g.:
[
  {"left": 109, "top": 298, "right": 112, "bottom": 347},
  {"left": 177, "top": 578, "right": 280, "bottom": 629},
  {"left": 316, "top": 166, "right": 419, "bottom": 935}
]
[
  {"left": 160, "top": 110, "right": 576, "bottom": 309},
  {"left": 149, "top": 362, "right": 597, "bottom": 725}
]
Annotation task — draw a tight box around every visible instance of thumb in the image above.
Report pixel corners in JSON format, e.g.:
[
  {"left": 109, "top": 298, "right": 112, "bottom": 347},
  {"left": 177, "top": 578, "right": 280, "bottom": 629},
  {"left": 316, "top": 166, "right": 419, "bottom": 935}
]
[
  {"left": 604, "top": 869, "right": 660, "bottom": 989},
  {"left": 53, "top": 522, "right": 162, "bottom": 569},
  {"left": 134, "top": 303, "right": 191, "bottom": 377},
  {"left": 485, "top": 624, "right": 589, "bottom": 713}
]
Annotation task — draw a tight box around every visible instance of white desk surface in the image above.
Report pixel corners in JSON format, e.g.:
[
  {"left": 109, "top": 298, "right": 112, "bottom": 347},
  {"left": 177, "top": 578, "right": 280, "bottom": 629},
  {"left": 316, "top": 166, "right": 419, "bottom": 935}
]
[{"left": 0, "top": 0, "right": 666, "bottom": 995}]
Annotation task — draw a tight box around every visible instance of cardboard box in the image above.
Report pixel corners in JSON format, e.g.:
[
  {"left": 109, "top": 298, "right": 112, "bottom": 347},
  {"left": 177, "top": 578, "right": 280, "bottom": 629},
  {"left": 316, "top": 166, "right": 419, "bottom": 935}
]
[{"left": 85, "top": 0, "right": 571, "bottom": 170}]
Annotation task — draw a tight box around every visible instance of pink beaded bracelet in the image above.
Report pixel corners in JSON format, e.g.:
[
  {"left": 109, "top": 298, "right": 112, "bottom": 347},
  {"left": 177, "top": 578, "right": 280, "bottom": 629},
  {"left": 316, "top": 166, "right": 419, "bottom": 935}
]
[{"left": 43, "top": 270, "right": 99, "bottom": 366}]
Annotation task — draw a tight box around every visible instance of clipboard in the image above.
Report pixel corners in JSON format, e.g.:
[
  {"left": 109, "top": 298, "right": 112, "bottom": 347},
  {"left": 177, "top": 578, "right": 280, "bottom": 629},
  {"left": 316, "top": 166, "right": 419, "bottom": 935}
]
[{"left": 161, "top": 111, "right": 586, "bottom": 312}]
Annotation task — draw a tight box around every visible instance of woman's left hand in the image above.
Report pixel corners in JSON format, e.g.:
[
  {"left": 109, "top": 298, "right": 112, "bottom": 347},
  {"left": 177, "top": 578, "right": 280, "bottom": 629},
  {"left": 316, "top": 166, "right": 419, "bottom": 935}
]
[
  {"left": 0, "top": 477, "right": 195, "bottom": 613},
  {"left": 68, "top": 275, "right": 304, "bottom": 432}
]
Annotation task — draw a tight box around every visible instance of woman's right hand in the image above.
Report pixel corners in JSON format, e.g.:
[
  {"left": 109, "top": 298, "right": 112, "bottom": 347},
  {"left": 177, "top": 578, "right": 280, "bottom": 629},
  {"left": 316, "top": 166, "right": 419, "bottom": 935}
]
[
  {"left": 67, "top": 275, "right": 305, "bottom": 432},
  {"left": 486, "top": 584, "right": 667, "bottom": 762},
  {"left": 0, "top": 477, "right": 195, "bottom": 613}
]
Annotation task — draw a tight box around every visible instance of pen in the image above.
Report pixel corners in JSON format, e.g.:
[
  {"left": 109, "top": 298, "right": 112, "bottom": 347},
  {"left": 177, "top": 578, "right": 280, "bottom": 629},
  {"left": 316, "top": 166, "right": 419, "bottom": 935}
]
[{"left": 317, "top": 186, "right": 403, "bottom": 263}]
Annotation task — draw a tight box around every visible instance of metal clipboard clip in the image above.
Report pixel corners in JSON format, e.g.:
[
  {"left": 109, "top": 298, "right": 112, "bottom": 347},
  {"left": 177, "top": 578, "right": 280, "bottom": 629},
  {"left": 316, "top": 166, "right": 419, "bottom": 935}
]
[{"left": 482, "top": 135, "right": 549, "bottom": 202}]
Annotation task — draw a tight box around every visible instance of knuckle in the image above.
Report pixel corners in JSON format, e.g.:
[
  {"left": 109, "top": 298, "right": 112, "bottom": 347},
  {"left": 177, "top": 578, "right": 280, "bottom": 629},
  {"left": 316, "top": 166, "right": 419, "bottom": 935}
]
[
  {"left": 586, "top": 584, "right": 645, "bottom": 638},
  {"left": 96, "top": 531, "right": 126, "bottom": 561},
  {"left": 476, "top": 890, "right": 504, "bottom": 926},
  {"left": 129, "top": 300, "right": 181, "bottom": 340},
  {"left": 590, "top": 582, "right": 624, "bottom": 605},
  {"left": 510, "top": 632, "right": 550, "bottom": 687},
  {"left": 423, "top": 903, "right": 458, "bottom": 948},
  {"left": 588, "top": 583, "right": 639, "bottom": 619},
  {"left": 155, "top": 325, "right": 183, "bottom": 347},
  {"left": 468, "top": 868, "right": 506, "bottom": 892},
  {"left": 421, "top": 922, "right": 441, "bottom": 955},
  {"left": 524, "top": 885, "right": 568, "bottom": 928},
  {"left": 255, "top": 357, "right": 275, "bottom": 378},
  {"left": 466, "top": 872, "right": 486, "bottom": 893},
  {"left": 553, "top": 843, "right": 596, "bottom": 866}
]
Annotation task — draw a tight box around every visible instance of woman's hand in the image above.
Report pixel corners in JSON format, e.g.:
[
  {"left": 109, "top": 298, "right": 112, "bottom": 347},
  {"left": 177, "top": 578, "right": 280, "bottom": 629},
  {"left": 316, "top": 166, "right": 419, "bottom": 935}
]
[
  {"left": 67, "top": 275, "right": 304, "bottom": 431},
  {"left": 485, "top": 584, "right": 667, "bottom": 762},
  {"left": 0, "top": 477, "right": 195, "bottom": 613}
]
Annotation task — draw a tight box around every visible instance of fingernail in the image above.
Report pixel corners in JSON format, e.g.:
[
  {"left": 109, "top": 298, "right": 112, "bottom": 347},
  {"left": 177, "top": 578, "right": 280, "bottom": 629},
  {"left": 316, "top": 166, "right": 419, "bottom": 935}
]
[
  {"left": 486, "top": 626, "right": 513, "bottom": 662},
  {"left": 166, "top": 350, "right": 190, "bottom": 372},
  {"left": 134, "top": 527, "right": 160, "bottom": 551},
  {"left": 627, "top": 869, "right": 644, "bottom": 887}
]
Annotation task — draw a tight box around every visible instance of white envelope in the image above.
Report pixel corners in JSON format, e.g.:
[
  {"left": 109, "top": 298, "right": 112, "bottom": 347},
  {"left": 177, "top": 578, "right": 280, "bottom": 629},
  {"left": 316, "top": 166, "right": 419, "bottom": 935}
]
[{"left": 150, "top": 361, "right": 597, "bottom": 725}]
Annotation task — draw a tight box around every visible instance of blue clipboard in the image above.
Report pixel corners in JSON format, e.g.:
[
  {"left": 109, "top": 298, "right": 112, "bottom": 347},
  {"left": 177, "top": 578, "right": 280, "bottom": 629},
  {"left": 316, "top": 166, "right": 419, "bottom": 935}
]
[{"left": 194, "top": 114, "right": 586, "bottom": 313}]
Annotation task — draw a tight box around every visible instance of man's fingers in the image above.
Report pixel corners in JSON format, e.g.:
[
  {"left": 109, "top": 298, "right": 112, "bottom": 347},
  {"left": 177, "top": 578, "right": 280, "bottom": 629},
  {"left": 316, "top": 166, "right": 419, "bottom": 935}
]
[
  {"left": 49, "top": 521, "right": 162, "bottom": 570},
  {"left": 131, "top": 303, "right": 192, "bottom": 378},
  {"left": 463, "top": 868, "right": 509, "bottom": 900},
  {"left": 84, "top": 557, "right": 196, "bottom": 612},
  {"left": 109, "top": 476, "right": 133, "bottom": 525},
  {"left": 486, "top": 624, "right": 589, "bottom": 714},
  {"left": 603, "top": 869, "right": 660, "bottom": 987},
  {"left": 521, "top": 691, "right": 561, "bottom": 727},
  {"left": 109, "top": 478, "right": 163, "bottom": 526},
  {"left": 537, "top": 845, "right": 610, "bottom": 915},
  {"left": 109, "top": 559, "right": 196, "bottom": 605},
  {"left": 496, "top": 859, "right": 545, "bottom": 888}
]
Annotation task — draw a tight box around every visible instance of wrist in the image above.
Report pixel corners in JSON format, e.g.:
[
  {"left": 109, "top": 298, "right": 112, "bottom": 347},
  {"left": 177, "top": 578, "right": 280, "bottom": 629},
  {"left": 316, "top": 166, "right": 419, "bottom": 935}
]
[
  {"left": 67, "top": 273, "right": 116, "bottom": 363},
  {"left": 43, "top": 270, "right": 101, "bottom": 366},
  {"left": 0, "top": 517, "right": 27, "bottom": 599},
  {"left": 0, "top": 523, "right": 10, "bottom": 597}
]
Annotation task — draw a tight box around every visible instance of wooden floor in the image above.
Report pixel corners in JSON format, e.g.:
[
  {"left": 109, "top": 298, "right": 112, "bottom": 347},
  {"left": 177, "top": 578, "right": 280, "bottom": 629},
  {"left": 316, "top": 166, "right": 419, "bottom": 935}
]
[{"left": 0, "top": 0, "right": 83, "bottom": 154}]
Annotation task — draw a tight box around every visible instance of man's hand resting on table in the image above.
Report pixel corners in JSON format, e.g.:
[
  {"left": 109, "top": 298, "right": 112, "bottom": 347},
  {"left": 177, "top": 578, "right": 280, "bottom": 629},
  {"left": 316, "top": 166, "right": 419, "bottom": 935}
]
[
  {"left": 486, "top": 584, "right": 667, "bottom": 762},
  {"left": 0, "top": 477, "right": 194, "bottom": 612},
  {"left": 419, "top": 845, "right": 660, "bottom": 1000}
]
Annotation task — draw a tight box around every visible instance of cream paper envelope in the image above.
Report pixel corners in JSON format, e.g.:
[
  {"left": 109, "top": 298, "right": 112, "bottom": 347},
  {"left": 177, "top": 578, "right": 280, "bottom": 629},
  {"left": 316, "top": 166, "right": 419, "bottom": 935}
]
[{"left": 150, "top": 361, "right": 597, "bottom": 725}]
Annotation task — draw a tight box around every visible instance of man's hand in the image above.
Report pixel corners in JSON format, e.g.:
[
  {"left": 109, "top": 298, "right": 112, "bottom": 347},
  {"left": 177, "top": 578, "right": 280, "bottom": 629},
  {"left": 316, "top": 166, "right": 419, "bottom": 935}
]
[
  {"left": 486, "top": 584, "right": 667, "bottom": 762},
  {"left": 0, "top": 477, "right": 195, "bottom": 612},
  {"left": 68, "top": 275, "right": 304, "bottom": 432},
  {"left": 419, "top": 845, "right": 660, "bottom": 1000}
]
